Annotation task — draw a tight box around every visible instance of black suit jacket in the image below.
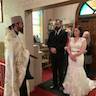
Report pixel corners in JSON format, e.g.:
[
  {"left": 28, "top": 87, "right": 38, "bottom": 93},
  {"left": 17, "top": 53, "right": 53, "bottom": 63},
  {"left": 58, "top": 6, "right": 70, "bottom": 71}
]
[{"left": 47, "top": 29, "right": 68, "bottom": 54}]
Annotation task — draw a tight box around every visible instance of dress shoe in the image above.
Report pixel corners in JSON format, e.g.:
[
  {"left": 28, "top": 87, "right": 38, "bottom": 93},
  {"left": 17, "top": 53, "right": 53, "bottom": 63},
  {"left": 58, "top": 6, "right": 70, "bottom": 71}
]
[{"left": 50, "top": 85, "right": 59, "bottom": 90}]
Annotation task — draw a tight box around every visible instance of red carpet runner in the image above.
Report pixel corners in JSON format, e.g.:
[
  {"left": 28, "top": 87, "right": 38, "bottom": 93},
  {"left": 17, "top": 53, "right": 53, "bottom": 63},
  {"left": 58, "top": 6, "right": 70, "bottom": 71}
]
[
  {"left": 31, "top": 87, "right": 57, "bottom": 96},
  {"left": 31, "top": 68, "right": 96, "bottom": 96},
  {"left": 0, "top": 60, "right": 96, "bottom": 96}
]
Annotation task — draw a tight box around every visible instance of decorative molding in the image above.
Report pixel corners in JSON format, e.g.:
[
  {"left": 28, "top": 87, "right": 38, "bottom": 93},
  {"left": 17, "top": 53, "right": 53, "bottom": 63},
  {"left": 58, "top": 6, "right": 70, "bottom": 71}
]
[
  {"left": 32, "top": 0, "right": 82, "bottom": 11},
  {"left": 0, "top": 0, "right": 3, "bottom": 22}
]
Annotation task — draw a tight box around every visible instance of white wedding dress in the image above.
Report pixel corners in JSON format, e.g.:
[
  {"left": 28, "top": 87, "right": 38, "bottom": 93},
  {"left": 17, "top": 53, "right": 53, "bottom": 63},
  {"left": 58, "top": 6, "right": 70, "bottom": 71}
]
[{"left": 63, "top": 37, "right": 96, "bottom": 96}]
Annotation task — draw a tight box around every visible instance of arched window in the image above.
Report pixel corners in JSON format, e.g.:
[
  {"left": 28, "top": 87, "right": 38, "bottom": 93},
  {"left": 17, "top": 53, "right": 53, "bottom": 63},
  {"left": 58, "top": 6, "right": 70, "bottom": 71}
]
[{"left": 80, "top": 0, "right": 96, "bottom": 15}]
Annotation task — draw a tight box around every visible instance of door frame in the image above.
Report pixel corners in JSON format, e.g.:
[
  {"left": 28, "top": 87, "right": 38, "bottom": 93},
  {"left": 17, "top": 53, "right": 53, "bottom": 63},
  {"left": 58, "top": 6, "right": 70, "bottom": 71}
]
[{"left": 75, "top": 1, "right": 96, "bottom": 71}]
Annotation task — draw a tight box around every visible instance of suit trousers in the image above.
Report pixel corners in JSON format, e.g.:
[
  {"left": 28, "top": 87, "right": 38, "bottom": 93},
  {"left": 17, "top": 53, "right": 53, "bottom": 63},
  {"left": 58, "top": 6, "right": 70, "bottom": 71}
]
[{"left": 50, "top": 51, "right": 68, "bottom": 87}]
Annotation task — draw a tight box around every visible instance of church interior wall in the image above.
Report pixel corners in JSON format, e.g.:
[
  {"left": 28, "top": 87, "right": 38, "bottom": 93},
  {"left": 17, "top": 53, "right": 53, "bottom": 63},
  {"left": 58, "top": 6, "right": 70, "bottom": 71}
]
[{"left": 0, "top": 0, "right": 24, "bottom": 41}]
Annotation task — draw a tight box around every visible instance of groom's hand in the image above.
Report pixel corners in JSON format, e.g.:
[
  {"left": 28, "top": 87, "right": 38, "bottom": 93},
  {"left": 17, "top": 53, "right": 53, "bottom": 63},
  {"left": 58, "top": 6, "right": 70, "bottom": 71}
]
[{"left": 50, "top": 47, "right": 56, "bottom": 54}]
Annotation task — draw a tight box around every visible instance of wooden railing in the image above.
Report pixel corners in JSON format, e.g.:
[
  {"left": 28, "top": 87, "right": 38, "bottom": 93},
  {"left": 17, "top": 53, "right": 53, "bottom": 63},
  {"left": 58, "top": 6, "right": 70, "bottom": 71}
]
[{"left": 0, "top": 60, "right": 5, "bottom": 96}]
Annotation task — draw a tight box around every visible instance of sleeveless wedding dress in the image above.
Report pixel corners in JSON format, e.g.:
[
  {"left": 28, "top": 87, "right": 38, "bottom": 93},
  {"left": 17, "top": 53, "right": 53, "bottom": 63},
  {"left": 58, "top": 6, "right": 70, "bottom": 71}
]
[{"left": 63, "top": 37, "right": 96, "bottom": 96}]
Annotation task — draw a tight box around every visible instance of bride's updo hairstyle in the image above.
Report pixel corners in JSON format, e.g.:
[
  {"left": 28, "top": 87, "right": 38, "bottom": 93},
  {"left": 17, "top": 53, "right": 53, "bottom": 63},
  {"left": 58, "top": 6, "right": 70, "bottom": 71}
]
[{"left": 73, "top": 26, "right": 83, "bottom": 37}]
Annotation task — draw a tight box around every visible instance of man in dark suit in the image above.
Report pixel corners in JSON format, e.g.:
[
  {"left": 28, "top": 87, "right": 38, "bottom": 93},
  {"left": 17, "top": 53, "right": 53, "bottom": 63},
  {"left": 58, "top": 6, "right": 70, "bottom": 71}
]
[{"left": 47, "top": 19, "right": 68, "bottom": 91}]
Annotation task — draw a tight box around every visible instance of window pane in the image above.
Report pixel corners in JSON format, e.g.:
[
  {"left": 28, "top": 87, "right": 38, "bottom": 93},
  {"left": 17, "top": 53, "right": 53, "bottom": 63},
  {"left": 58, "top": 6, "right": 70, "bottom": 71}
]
[
  {"left": 33, "top": 19, "right": 40, "bottom": 25},
  {"left": 87, "top": 0, "right": 96, "bottom": 10},
  {"left": 33, "top": 25, "right": 40, "bottom": 29},
  {"left": 33, "top": 30, "right": 40, "bottom": 36},
  {"left": 32, "top": 11, "right": 40, "bottom": 19},
  {"left": 33, "top": 27, "right": 40, "bottom": 36},
  {"left": 33, "top": 31, "right": 40, "bottom": 36},
  {"left": 32, "top": 10, "right": 43, "bottom": 42},
  {"left": 80, "top": 3, "right": 94, "bottom": 15}
]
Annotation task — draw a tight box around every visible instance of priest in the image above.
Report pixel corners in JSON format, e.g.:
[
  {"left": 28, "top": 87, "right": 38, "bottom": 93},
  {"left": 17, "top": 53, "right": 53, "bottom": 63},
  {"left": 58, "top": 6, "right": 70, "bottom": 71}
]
[{"left": 4, "top": 16, "right": 33, "bottom": 96}]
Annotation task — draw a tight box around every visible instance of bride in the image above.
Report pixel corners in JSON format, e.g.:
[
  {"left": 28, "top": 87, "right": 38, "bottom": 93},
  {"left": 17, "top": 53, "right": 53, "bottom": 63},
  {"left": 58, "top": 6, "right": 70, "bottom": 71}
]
[{"left": 63, "top": 28, "right": 96, "bottom": 96}]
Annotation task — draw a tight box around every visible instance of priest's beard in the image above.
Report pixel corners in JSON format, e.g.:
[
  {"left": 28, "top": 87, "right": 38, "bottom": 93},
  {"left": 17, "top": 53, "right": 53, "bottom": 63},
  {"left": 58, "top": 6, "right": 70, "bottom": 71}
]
[{"left": 19, "top": 28, "right": 24, "bottom": 34}]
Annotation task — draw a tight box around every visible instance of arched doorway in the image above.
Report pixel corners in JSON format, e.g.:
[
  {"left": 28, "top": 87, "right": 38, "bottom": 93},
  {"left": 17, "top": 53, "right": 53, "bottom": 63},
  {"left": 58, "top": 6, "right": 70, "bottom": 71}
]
[{"left": 75, "top": 0, "right": 96, "bottom": 72}]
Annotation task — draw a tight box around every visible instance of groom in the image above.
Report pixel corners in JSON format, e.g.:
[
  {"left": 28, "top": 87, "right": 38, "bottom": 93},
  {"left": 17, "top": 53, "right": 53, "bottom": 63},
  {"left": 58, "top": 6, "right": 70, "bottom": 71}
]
[{"left": 47, "top": 19, "right": 68, "bottom": 91}]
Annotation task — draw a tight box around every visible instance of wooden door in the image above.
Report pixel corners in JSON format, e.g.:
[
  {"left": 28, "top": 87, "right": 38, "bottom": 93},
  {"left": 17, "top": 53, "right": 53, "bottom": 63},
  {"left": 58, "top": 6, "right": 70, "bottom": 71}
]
[{"left": 78, "top": 17, "right": 96, "bottom": 69}]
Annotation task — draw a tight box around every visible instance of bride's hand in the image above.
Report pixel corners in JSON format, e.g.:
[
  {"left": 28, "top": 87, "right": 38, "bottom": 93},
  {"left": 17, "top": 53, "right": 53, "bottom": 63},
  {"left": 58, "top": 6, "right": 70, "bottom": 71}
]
[{"left": 70, "top": 54, "right": 76, "bottom": 62}]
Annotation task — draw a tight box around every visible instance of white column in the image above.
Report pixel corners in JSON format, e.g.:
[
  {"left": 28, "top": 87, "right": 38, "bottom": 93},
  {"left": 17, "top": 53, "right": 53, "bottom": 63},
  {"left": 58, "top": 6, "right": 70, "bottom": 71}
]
[
  {"left": 33, "top": 45, "right": 43, "bottom": 86},
  {"left": 25, "top": 10, "right": 35, "bottom": 92}
]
